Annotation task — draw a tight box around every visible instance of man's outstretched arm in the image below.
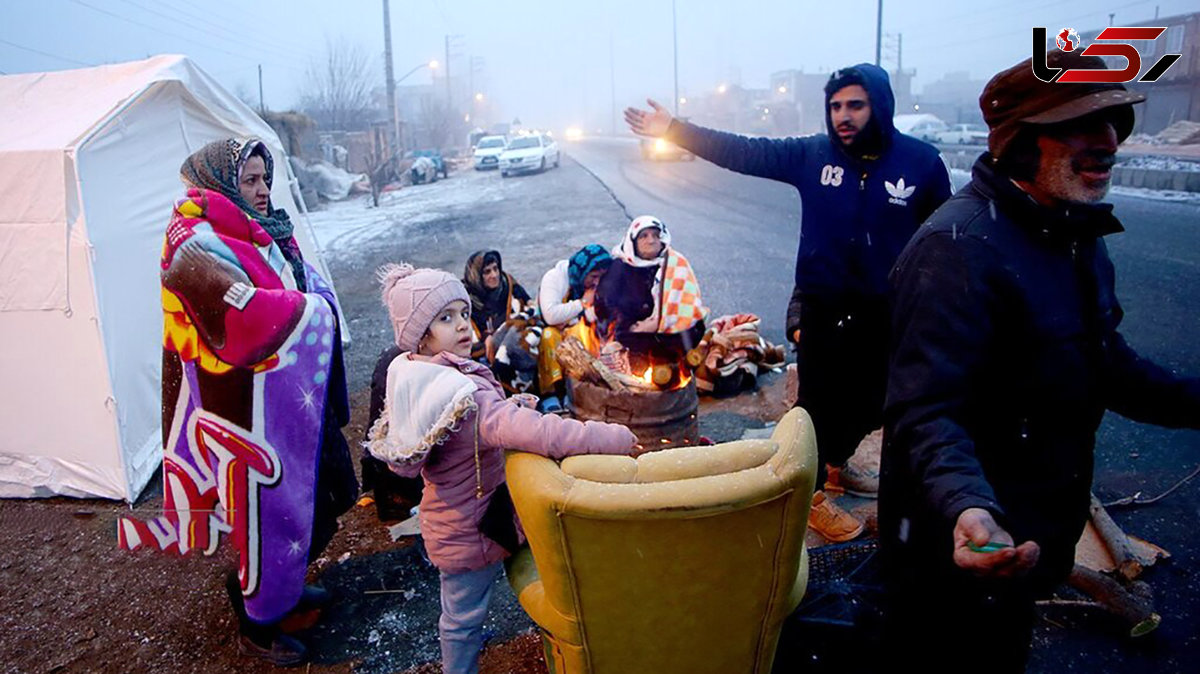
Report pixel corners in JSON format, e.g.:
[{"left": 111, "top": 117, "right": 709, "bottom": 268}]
[{"left": 624, "top": 98, "right": 806, "bottom": 183}]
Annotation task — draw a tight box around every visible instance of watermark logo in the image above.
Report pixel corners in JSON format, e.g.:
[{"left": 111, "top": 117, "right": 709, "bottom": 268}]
[
  {"left": 1032, "top": 26, "right": 1182, "bottom": 83},
  {"left": 1055, "top": 28, "right": 1080, "bottom": 52}
]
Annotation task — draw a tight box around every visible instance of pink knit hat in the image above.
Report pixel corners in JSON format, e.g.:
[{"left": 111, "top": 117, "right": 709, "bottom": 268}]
[{"left": 378, "top": 263, "right": 471, "bottom": 353}]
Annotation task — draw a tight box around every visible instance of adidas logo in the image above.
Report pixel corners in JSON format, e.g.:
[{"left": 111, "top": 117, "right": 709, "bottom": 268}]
[{"left": 885, "top": 177, "right": 915, "bottom": 206}]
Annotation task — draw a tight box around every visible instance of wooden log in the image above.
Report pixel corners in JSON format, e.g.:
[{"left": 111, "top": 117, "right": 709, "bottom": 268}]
[
  {"left": 557, "top": 337, "right": 611, "bottom": 386},
  {"left": 651, "top": 364, "right": 674, "bottom": 387},
  {"left": 1090, "top": 493, "right": 1143, "bottom": 581},
  {"left": 556, "top": 337, "right": 631, "bottom": 390},
  {"left": 1065, "top": 564, "right": 1160, "bottom": 637}
]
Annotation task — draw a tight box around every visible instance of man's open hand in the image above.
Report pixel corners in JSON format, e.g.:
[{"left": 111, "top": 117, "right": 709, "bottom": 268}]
[
  {"left": 623, "top": 99, "right": 673, "bottom": 138},
  {"left": 952, "top": 507, "right": 1040, "bottom": 579}
]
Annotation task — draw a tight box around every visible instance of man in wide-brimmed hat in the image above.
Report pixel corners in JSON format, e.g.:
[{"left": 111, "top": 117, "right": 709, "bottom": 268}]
[{"left": 879, "top": 50, "right": 1200, "bottom": 671}]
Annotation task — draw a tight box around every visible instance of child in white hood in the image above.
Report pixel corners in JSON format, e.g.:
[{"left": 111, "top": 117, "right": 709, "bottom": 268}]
[{"left": 366, "top": 263, "right": 637, "bottom": 674}]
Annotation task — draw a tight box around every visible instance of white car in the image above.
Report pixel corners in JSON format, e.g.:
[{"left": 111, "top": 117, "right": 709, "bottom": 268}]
[
  {"left": 936, "top": 123, "right": 989, "bottom": 146},
  {"left": 473, "top": 135, "right": 507, "bottom": 170},
  {"left": 500, "top": 134, "right": 560, "bottom": 177},
  {"left": 894, "top": 114, "right": 949, "bottom": 143}
]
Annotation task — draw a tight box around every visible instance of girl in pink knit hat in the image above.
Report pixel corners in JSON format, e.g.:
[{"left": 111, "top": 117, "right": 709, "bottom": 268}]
[{"left": 365, "top": 263, "right": 637, "bottom": 674}]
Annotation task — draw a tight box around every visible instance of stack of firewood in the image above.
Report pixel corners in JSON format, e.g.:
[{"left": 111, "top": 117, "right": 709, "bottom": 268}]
[
  {"left": 1039, "top": 494, "right": 1168, "bottom": 638},
  {"left": 556, "top": 337, "right": 659, "bottom": 391}
]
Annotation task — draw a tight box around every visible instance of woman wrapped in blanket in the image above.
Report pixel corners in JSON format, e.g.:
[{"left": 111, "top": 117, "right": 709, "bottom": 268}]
[
  {"left": 122, "top": 138, "right": 358, "bottom": 666},
  {"left": 603, "top": 215, "right": 709, "bottom": 371}
]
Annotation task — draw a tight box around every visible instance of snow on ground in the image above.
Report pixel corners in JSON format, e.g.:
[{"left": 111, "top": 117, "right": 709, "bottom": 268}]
[
  {"left": 950, "top": 168, "right": 971, "bottom": 192},
  {"left": 951, "top": 168, "right": 1200, "bottom": 203},
  {"left": 1116, "top": 155, "right": 1200, "bottom": 172},
  {"left": 1111, "top": 186, "right": 1200, "bottom": 203},
  {"left": 304, "top": 167, "right": 507, "bottom": 261}
]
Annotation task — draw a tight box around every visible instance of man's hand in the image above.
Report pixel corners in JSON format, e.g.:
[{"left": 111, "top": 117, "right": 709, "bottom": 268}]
[
  {"left": 952, "top": 508, "right": 1040, "bottom": 579},
  {"left": 582, "top": 287, "right": 596, "bottom": 307},
  {"left": 623, "top": 99, "right": 674, "bottom": 138},
  {"left": 792, "top": 328, "right": 802, "bottom": 344}
]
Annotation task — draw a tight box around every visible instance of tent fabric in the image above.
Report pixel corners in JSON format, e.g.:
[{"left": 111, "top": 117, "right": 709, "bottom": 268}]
[{"left": 0, "top": 55, "right": 343, "bottom": 501}]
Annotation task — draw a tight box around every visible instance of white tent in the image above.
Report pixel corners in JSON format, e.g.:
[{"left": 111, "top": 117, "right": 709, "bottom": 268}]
[{"left": 0, "top": 55, "right": 343, "bottom": 501}]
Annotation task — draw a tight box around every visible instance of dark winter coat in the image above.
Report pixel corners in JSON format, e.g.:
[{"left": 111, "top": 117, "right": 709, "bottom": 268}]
[
  {"left": 881, "top": 154, "right": 1200, "bottom": 591},
  {"left": 666, "top": 63, "right": 952, "bottom": 338},
  {"left": 463, "top": 250, "right": 532, "bottom": 360}
]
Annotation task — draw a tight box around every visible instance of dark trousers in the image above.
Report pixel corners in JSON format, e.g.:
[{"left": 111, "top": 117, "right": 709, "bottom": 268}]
[
  {"left": 792, "top": 298, "right": 888, "bottom": 486},
  {"left": 882, "top": 573, "right": 1036, "bottom": 673}
]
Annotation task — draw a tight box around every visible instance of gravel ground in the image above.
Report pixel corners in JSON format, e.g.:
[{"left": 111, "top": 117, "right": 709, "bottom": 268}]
[{"left": 0, "top": 156, "right": 782, "bottom": 674}]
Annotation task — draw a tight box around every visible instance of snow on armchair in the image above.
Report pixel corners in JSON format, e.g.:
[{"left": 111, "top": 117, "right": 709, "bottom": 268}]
[{"left": 504, "top": 408, "right": 818, "bottom": 674}]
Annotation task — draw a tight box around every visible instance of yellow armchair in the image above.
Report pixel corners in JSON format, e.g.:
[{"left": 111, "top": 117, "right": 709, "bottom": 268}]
[{"left": 505, "top": 408, "right": 818, "bottom": 674}]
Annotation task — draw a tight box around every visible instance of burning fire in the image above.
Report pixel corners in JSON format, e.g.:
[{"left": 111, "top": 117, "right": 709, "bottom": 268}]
[{"left": 573, "top": 321, "right": 693, "bottom": 391}]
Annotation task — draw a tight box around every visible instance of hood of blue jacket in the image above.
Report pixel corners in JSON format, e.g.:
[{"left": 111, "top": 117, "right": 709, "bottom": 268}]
[{"left": 824, "top": 63, "right": 896, "bottom": 149}]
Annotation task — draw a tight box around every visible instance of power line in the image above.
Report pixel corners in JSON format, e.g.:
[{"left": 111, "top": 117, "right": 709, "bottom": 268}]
[
  {"left": 65, "top": 0, "right": 304, "bottom": 73},
  {"left": 0, "top": 37, "right": 94, "bottom": 67},
  {"left": 157, "top": 0, "right": 280, "bottom": 43},
  {"left": 117, "top": 0, "right": 304, "bottom": 61}
]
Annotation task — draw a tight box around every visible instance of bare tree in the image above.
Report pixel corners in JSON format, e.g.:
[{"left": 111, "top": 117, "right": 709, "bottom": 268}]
[
  {"left": 299, "top": 37, "right": 377, "bottom": 132},
  {"left": 417, "top": 96, "right": 454, "bottom": 149}
]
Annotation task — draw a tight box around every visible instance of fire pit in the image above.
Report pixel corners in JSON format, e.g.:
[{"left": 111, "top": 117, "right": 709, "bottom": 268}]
[{"left": 567, "top": 376, "right": 700, "bottom": 449}]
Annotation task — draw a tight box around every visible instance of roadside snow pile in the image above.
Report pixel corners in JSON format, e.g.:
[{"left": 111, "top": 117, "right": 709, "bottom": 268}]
[
  {"left": 1155, "top": 120, "right": 1200, "bottom": 145},
  {"left": 291, "top": 157, "right": 368, "bottom": 201},
  {"left": 1111, "top": 186, "right": 1200, "bottom": 203},
  {"left": 1115, "top": 155, "right": 1200, "bottom": 172}
]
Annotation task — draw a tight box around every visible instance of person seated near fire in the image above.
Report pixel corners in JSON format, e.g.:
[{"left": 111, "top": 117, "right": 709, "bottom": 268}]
[
  {"left": 462, "top": 250, "right": 542, "bottom": 394},
  {"left": 463, "top": 250, "right": 533, "bottom": 359},
  {"left": 600, "top": 215, "right": 709, "bottom": 374},
  {"left": 536, "top": 244, "right": 613, "bottom": 413}
]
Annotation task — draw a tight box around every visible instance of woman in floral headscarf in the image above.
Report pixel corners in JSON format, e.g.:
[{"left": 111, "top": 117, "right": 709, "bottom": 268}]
[
  {"left": 118, "top": 138, "right": 357, "bottom": 666},
  {"left": 534, "top": 244, "right": 613, "bottom": 412}
]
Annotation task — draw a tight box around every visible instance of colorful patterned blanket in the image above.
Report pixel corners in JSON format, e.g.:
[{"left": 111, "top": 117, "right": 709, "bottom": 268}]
[{"left": 118, "top": 189, "right": 343, "bottom": 625}]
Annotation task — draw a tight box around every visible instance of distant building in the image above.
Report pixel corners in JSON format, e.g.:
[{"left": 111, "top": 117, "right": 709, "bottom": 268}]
[
  {"left": 770, "top": 69, "right": 827, "bottom": 134},
  {"left": 1057, "top": 11, "right": 1199, "bottom": 135},
  {"left": 917, "top": 71, "right": 987, "bottom": 126}
]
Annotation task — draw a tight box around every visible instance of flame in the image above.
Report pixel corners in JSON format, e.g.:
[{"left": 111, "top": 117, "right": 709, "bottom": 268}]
[
  {"left": 568, "top": 321, "right": 604, "bottom": 355},
  {"left": 677, "top": 369, "right": 692, "bottom": 388},
  {"left": 575, "top": 322, "right": 695, "bottom": 390}
]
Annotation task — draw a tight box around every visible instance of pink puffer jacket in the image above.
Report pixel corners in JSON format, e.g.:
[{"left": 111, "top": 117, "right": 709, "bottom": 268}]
[{"left": 391, "top": 352, "right": 636, "bottom": 573}]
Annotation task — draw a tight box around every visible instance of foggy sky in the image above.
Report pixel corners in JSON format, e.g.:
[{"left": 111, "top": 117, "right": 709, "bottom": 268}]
[{"left": 2, "top": 0, "right": 1195, "bottom": 133}]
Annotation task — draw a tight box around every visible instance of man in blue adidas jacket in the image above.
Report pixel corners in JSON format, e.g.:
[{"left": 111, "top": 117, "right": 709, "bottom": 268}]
[{"left": 625, "top": 64, "right": 951, "bottom": 541}]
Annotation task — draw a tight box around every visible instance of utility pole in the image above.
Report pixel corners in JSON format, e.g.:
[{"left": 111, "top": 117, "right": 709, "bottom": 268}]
[
  {"left": 257, "top": 64, "right": 264, "bottom": 114},
  {"left": 897, "top": 33, "right": 902, "bottom": 72},
  {"left": 875, "top": 0, "right": 883, "bottom": 67},
  {"left": 383, "top": 0, "right": 398, "bottom": 151},
  {"left": 610, "top": 31, "right": 616, "bottom": 135},
  {"left": 445, "top": 35, "right": 452, "bottom": 110},
  {"left": 672, "top": 0, "right": 679, "bottom": 117}
]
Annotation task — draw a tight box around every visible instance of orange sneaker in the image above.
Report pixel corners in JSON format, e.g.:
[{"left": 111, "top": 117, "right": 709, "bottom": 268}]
[{"left": 807, "top": 490, "right": 865, "bottom": 542}]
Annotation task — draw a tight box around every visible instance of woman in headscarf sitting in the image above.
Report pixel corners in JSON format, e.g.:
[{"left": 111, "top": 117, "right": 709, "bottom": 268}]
[
  {"left": 603, "top": 215, "right": 709, "bottom": 367},
  {"left": 462, "top": 250, "right": 533, "bottom": 360},
  {"left": 535, "top": 244, "right": 613, "bottom": 412},
  {"left": 462, "top": 250, "right": 540, "bottom": 394},
  {"left": 118, "top": 138, "right": 357, "bottom": 666}
]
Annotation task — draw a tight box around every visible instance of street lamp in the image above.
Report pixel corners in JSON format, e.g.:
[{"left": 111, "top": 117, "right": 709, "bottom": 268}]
[
  {"left": 717, "top": 84, "right": 728, "bottom": 94},
  {"left": 777, "top": 85, "right": 787, "bottom": 94},
  {"left": 397, "top": 59, "right": 438, "bottom": 85},
  {"left": 474, "top": 92, "right": 484, "bottom": 102},
  {"left": 679, "top": 97, "right": 687, "bottom": 105}
]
